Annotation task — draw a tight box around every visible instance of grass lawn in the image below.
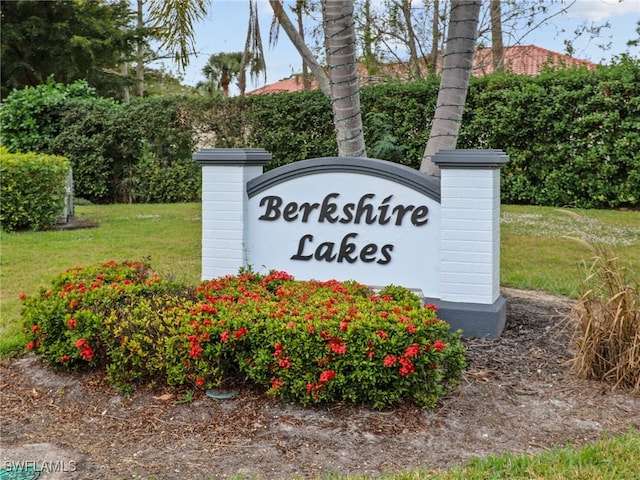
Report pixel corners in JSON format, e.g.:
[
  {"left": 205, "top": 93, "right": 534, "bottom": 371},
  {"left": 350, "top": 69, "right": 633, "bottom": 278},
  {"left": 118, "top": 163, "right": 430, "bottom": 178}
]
[{"left": 500, "top": 205, "right": 640, "bottom": 296}]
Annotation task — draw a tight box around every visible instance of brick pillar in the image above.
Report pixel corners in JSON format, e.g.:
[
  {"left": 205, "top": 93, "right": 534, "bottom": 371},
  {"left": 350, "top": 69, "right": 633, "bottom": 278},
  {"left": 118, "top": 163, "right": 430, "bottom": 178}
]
[
  {"left": 431, "top": 149, "right": 509, "bottom": 337},
  {"left": 193, "top": 148, "right": 271, "bottom": 280}
]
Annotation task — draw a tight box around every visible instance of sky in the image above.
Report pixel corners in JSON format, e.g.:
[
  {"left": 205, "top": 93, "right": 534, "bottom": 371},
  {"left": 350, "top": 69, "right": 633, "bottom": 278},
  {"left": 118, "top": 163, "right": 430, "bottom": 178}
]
[{"left": 152, "top": 0, "right": 640, "bottom": 94}]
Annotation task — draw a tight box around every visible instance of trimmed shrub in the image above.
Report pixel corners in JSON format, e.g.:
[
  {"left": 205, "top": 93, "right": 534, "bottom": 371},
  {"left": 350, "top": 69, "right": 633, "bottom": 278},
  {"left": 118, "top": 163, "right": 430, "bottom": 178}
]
[
  {"left": 128, "top": 154, "right": 201, "bottom": 203},
  {"left": 0, "top": 78, "right": 96, "bottom": 154},
  {"left": 0, "top": 149, "right": 70, "bottom": 231},
  {"left": 21, "top": 262, "right": 466, "bottom": 409}
]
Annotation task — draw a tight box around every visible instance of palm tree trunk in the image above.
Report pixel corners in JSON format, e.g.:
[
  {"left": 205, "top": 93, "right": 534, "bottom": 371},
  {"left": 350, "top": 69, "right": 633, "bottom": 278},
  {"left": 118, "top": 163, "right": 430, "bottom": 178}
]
[
  {"left": 420, "top": 0, "right": 481, "bottom": 175},
  {"left": 321, "top": 0, "right": 366, "bottom": 158}
]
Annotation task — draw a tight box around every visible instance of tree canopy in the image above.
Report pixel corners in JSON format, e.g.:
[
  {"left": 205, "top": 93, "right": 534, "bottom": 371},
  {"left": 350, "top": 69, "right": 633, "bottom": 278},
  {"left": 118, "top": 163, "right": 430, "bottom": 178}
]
[{"left": 0, "top": 0, "right": 137, "bottom": 100}]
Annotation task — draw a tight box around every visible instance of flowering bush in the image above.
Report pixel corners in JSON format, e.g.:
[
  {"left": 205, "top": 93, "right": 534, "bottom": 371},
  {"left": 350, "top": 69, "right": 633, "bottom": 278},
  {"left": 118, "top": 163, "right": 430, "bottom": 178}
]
[
  {"left": 21, "top": 260, "right": 184, "bottom": 372},
  {"left": 195, "top": 272, "right": 466, "bottom": 408},
  {"left": 22, "top": 262, "right": 467, "bottom": 409}
]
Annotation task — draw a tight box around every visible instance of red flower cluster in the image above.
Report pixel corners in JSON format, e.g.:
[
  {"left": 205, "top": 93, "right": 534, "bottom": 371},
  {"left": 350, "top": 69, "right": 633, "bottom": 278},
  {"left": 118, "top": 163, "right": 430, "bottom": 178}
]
[
  {"left": 234, "top": 327, "right": 248, "bottom": 339},
  {"left": 277, "top": 357, "right": 291, "bottom": 368},
  {"left": 327, "top": 337, "right": 347, "bottom": 355},
  {"left": 319, "top": 370, "right": 336, "bottom": 384},
  {"left": 75, "top": 338, "right": 94, "bottom": 361}
]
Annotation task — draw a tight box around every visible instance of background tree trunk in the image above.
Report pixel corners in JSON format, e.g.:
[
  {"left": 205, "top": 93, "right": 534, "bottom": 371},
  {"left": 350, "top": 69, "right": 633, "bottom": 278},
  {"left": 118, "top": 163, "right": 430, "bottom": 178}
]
[
  {"left": 269, "top": 0, "right": 331, "bottom": 97},
  {"left": 490, "top": 0, "right": 504, "bottom": 71},
  {"left": 420, "top": 0, "right": 481, "bottom": 175},
  {"left": 429, "top": 0, "right": 441, "bottom": 75}
]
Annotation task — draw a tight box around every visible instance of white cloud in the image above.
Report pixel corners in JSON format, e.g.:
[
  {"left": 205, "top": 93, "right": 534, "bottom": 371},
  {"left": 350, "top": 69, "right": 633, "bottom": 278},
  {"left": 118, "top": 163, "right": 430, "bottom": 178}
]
[{"left": 566, "top": 0, "right": 640, "bottom": 22}]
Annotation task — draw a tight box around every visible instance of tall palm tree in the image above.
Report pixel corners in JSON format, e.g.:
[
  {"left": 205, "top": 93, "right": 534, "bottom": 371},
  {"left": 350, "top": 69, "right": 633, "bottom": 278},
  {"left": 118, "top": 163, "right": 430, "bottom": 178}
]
[
  {"left": 238, "top": 0, "right": 266, "bottom": 96},
  {"left": 420, "top": 0, "right": 481, "bottom": 175},
  {"left": 146, "top": 0, "right": 209, "bottom": 70},
  {"left": 269, "top": 0, "right": 365, "bottom": 157},
  {"left": 202, "top": 52, "right": 243, "bottom": 97},
  {"left": 321, "top": 0, "right": 366, "bottom": 157}
]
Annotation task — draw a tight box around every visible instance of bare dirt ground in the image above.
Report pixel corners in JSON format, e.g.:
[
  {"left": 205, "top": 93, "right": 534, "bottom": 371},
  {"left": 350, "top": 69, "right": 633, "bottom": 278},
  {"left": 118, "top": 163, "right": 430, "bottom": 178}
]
[{"left": 1, "top": 288, "right": 638, "bottom": 480}]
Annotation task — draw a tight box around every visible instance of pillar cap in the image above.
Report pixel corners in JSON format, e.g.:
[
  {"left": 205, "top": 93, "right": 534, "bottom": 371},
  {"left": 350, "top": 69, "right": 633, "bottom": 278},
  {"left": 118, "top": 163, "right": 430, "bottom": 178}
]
[
  {"left": 194, "top": 148, "right": 272, "bottom": 166},
  {"left": 432, "top": 149, "right": 509, "bottom": 169}
]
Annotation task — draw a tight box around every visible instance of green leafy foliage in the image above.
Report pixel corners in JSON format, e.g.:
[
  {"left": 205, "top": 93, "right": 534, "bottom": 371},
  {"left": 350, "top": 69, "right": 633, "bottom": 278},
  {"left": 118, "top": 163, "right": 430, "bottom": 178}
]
[
  {"left": 50, "top": 97, "right": 132, "bottom": 203},
  {"left": 20, "top": 261, "right": 181, "bottom": 371},
  {"left": 462, "top": 57, "right": 640, "bottom": 208},
  {"left": 21, "top": 262, "right": 466, "bottom": 409},
  {"left": 0, "top": 149, "right": 70, "bottom": 231},
  {"left": 2, "top": 59, "right": 637, "bottom": 208},
  {"left": 129, "top": 154, "right": 201, "bottom": 203},
  {"left": 0, "top": 0, "right": 135, "bottom": 99},
  {"left": 0, "top": 78, "right": 96, "bottom": 153}
]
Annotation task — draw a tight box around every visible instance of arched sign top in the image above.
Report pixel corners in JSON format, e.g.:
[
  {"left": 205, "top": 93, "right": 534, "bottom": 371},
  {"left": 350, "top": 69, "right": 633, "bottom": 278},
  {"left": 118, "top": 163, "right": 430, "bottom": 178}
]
[{"left": 247, "top": 157, "right": 441, "bottom": 203}]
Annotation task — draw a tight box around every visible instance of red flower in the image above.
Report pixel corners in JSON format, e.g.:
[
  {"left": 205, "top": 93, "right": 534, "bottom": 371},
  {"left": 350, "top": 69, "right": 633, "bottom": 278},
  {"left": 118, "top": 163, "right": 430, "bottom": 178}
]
[
  {"left": 277, "top": 357, "right": 291, "bottom": 368},
  {"left": 383, "top": 354, "right": 397, "bottom": 367},
  {"left": 273, "top": 343, "right": 283, "bottom": 358},
  {"left": 327, "top": 338, "right": 347, "bottom": 355},
  {"left": 375, "top": 330, "right": 388, "bottom": 340},
  {"left": 69, "top": 300, "right": 78, "bottom": 310},
  {"left": 60, "top": 355, "right": 70, "bottom": 363},
  {"left": 319, "top": 370, "right": 336, "bottom": 384},
  {"left": 380, "top": 311, "right": 389, "bottom": 319},
  {"left": 195, "top": 377, "right": 205, "bottom": 387},
  {"left": 398, "top": 357, "right": 415, "bottom": 376},
  {"left": 26, "top": 341, "right": 35, "bottom": 351},
  {"left": 434, "top": 340, "right": 447, "bottom": 351},
  {"left": 233, "top": 327, "right": 248, "bottom": 339},
  {"left": 404, "top": 344, "right": 420, "bottom": 358},
  {"left": 189, "top": 345, "right": 203, "bottom": 358},
  {"left": 19, "top": 293, "right": 27, "bottom": 300},
  {"left": 31, "top": 325, "right": 39, "bottom": 334},
  {"left": 220, "top": 331, "right": 230, "bottom": 343},
  {"left": 307, "top": 324, "right": 315, "bottom": 334},
  {"left": 270, "top": 377, "right": 283, "bottom": 389},
  {"left": 67, "top": 318, "right": 77, "bottom": 329},
  {"left": 424, "top": 303, "right": 439, "bottom": 311},
  {"left": 406, "top": 324, "right": 417, "bottom": 334},
  {"left": 80, "top": 347, "right": 94, "bottom": 361},
  {"left": 75, "top": 338, "right": 87, "bottom": 348}
]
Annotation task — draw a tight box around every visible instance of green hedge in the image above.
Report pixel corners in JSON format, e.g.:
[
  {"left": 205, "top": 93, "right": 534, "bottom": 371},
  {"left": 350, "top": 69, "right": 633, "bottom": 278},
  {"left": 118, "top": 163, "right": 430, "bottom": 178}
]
[
  {"left": 1, "top": 58, "right": 638, "bottom": 208},
  {"left": 0, "top": 149, "right": 70, "bottom": 231},
  {"left": 461, "top": 57, "right": 640, "bottom": 208}
]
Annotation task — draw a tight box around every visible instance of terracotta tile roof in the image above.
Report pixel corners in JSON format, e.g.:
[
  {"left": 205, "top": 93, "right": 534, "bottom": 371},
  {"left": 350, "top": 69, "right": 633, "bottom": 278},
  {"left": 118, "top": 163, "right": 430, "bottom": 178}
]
[
  {"left": 247, "top": 75, "right": 318, "bottom": 95},
  {"left": 472, "top": 45, "right": 597, "bottom": 76},
  {"left": 247, "top": 45, "right": 597, "bottom": 95}
]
